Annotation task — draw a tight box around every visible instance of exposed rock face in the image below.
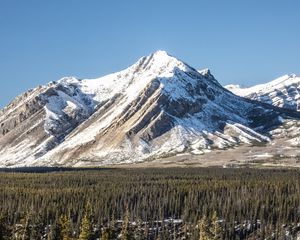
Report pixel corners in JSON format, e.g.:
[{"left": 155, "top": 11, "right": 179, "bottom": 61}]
[
  {"left": 0, "top": 51, "right": 299, "bottom": 167},
  {"left": 225, "top": 74, "right": 300, "bottom": 111},
  {"left": 0, "top": 79, "right": 95, "bottom": 166},
  {"left": 225, "top": 74, "right": 300, "bottom": 164}
]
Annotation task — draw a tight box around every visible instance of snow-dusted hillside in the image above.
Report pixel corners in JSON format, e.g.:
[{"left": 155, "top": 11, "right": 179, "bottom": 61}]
[
  {"left": 0, "top": 79, "right": 97, "bottom": 166},
  {"left": 225, "top": 74, "right": 300, "bottom": 111},
  {"left": 0, "top": 51, "right": 299, "bottom": 167}
]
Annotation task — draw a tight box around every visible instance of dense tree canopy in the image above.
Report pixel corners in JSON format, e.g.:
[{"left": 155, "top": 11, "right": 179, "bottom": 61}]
[{"left": 0, "top": 167, "right": 299, "bottom": 239}]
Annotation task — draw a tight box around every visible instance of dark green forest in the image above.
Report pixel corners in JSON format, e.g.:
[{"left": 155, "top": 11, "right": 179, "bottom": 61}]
[{"left": 0, "top": 167, "right": 299, "bottom": 239}]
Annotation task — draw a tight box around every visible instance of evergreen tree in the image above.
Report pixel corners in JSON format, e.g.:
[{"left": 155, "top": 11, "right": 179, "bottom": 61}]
[
  {"left": 198, "top": 216, "right": 210, "bottom": 240},
  {"left": 120, "top": 206, "right": 132, "bottom": 240},
  {"left": 210, "top": 211, "right": 222, "bottom": 240},
  {"left": 100, "top": 212, "right": 117, "bottom": 240},
  {"left": 79, "top": 202, "right": 95, "bottom": 240},
  {"left": 78, "top": 213, "right": 92, "bottom": 240},
  {"left": 101, "top": 227, "right": 112, "bottom": 240},
  {"left": 59, "top": 214, "right": 72, "bottom": 240},
  {"left": 134, "top": 219, "right": 144, "bottom": 240},
  {"left": 47, "top": 223, "right": 56, "bottom": 240},
  {"left": 109, "top": 212, "right": 117, "bottom": 240}
]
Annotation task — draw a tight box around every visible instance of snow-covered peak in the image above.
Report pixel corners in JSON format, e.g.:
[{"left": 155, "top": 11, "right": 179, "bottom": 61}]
[
  {"left": 152, "top": 50, "right": 170, "bottom": 57},
  {"left": 2, "top": 51, "right": 299, "bottom": 167},
  {"left": 198, "top": 68, "right": 220, "bottom": 86},
  {"left": 198, "top": 68, "right": 215, "bottom": 79},
  {"left": 45, "top": 51, "right": 198, "bottom": 103},
  {"left": 145, "top": 50, "right": 191, "bottom": 75},
  {"left": 225, "top": 74, "right": 300, "bottom": 111},
  {"left": 226, "top": 74, "right": 300, "bottom": 97},
  {"left": 247, "top": 74, "right": 299, "bottom": 94},
  {"left": 57, "top": 76, "right": 80, "bottom": 85},
  {"left": 198, "top": 68, "right": 211, "bottom": 76}
]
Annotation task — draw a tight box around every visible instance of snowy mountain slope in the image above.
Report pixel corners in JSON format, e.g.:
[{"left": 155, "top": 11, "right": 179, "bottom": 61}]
[
  {"left": 225, "top": 74, "right": 300, "bottom": 111},
  {"left": 0, "top": 79, "right": 96, "bottom": 166},
  {"left": 225, "top": 75, "right": 300, "bottom": 167},
  {"left": 38, "top": 52, "right": 297, "bottom": 166},
  {"left": 0, "top": 51, "right": 299, "bottom": 167}
]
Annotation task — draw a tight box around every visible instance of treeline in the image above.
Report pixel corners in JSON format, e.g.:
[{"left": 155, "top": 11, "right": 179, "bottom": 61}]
[{"left": 0, "top": 167, "right": 299, "bottom": 239}]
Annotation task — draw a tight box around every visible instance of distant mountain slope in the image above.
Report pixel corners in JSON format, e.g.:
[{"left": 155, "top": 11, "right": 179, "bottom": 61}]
[
  {"left": 225, "top": 74, "right": 300, "bottom": 111},
  {"left": 0, "top": 80, "right": 96, "bottom": 166},
  {"left": 0, "top": 51, "right": 299, "bottom": 167}
]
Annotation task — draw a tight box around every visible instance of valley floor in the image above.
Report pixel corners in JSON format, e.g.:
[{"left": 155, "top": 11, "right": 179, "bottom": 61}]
[{"left": 117, "top": 142, "right": 300, "bottom": 169}]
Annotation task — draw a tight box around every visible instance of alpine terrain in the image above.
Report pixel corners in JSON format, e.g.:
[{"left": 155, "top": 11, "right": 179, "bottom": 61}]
[
  {"left": 225, "top": 74, "right": 300, "bottom": 111},
  {"left": 0, "top": 51, "right": 300, "bottom": 167}
]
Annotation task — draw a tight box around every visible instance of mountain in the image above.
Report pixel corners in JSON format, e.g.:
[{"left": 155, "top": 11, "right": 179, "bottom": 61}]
[
  {"left": 0, "top": 51, "right": 299, "bottom": 167},
  {"left": 225, "top": 74, "right": 300, "bottom": 111}
]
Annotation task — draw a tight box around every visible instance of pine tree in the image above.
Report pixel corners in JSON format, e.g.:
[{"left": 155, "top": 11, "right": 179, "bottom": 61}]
[
  {"left": 198, "top": 216, "right": 210, "bottom": 240},
  {"left": 210, "top": 211, "right": 222, "bottom": 240},
  {"left": 78, "top": 213, "right": 92, "bottom": 240},
  {"left": 120, "top": 206, "right": 132, "bottom": 240},
  {"left": 105, "top": 212, "right": 117, "bottom": 240},
  {"left": 101, "top": 227, "right": 112, "bottom": 240},
  {"left": 111, "top": 223, "right": 118, "bottom": 239},
  {"left": 47, "top": 222, "right": 62, "bottom": 240},
  {"left": 78, "top": 202, "right": 95, "bottom": 240},
  {"left": 134, "top": 219, "right": 144, "bottom": 240},
  {"left": 59, "top": 214, "right": 72, "bottom": 240}
]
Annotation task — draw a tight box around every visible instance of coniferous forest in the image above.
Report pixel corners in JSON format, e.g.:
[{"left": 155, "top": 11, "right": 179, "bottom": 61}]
[{"left": 0, "top": 167, "right": 299, "bottom": 239}]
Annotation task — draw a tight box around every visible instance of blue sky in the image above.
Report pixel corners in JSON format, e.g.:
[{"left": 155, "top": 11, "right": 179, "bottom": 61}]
[{"left": 1, "top": 0, "right": 300, "bottom": 108}]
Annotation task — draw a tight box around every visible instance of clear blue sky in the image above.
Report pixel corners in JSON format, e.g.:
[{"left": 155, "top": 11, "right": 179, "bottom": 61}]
[{"left": 1, "top": 0, "right": 300, "bottom": 108}]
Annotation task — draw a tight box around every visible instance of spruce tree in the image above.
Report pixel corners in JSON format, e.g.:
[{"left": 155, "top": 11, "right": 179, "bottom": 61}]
[
  {"left": 78, "top": 213, "right": 92, "bottom": 240},
  {"left": 134, "top": 219, "right": 144, "bottom": 240},
  {"left": 79, "top": 202, "right": 95, "bottom": 240},
  {"left": 210, "top": 211, "right": 222, "bottom": 240},
  {"left": 101, "top": 227, "right": 112, "bottom": 240},
  {"left": 198, "top": 216, "right": 210, "bottom": 240},
  {"left": 120, "top": 206, "right": 132, "bottom": 240},
  {"left": 47, "top": 220, "right": 60, "bottom": 240},
  {"left": 59, "top": 214, "right": 72, "bottom": 240}
]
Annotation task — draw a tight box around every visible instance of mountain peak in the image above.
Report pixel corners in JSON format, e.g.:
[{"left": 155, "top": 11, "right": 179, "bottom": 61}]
[
  {"left": 152, "top": 50, "right": 170, "bottom": 57},
  {"left": 57, "top": 76, "right": 80, "bottom": 85},
  {"left": 1, "top": 50, "right": 298, "bottom": 167},
  {"left": 226, "top": 73, "right": 300, "bottom": 111},
  {"left": 149, "top": 50, "right": 178, "bottom": 65},
  {"left": 198, "top": 68, "right": 210, "bottom": 75},
  {"left": 198, "top": 68, "right": 215, "bottom": 79},
  {"left": 131, "top": 50, "right": 191, "bottom": 78},
  {"left": 289, "top": 73, "right": 297, "bottom": 78}
]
